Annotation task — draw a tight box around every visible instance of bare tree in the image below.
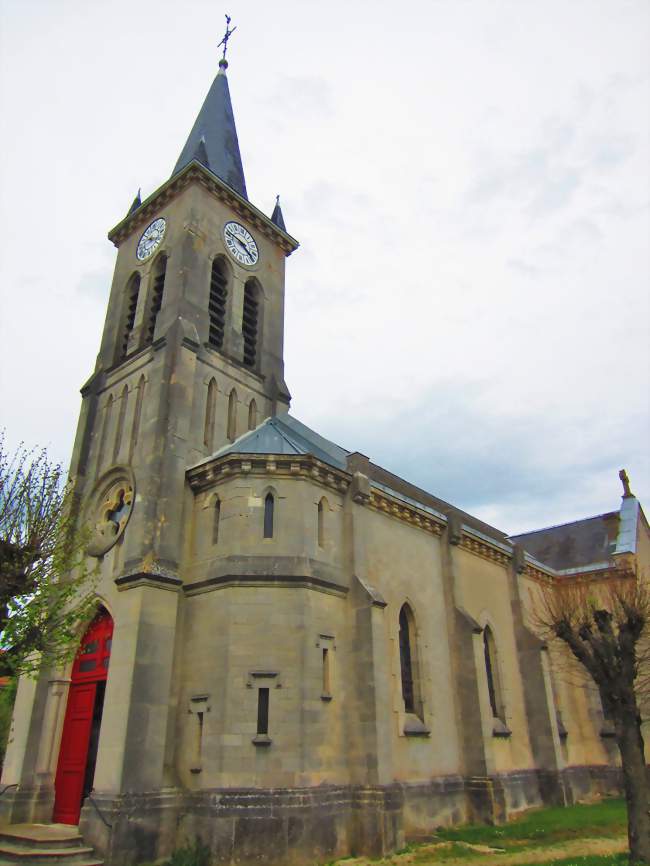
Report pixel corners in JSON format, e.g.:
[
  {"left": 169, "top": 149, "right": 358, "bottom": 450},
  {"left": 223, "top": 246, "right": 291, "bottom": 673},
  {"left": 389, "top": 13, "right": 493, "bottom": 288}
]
[
  {"left": 0, "top": 435, "right": 97, "bottom": 677},
  {"left": 534, "top": 574, "right": 650, "bottom": 863}
]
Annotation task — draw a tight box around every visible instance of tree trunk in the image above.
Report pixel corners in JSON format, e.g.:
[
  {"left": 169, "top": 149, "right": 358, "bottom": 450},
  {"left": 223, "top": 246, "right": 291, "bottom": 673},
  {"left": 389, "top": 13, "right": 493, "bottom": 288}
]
[{"left": 615, "top": 706, "right": 650, "bottom": 863}]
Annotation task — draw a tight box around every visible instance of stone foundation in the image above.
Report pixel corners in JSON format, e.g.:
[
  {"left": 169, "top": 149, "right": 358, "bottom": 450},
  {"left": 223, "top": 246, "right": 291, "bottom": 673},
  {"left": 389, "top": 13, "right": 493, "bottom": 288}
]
[{"left": 1, "top": 766, "right": 623, "bottom": 866}]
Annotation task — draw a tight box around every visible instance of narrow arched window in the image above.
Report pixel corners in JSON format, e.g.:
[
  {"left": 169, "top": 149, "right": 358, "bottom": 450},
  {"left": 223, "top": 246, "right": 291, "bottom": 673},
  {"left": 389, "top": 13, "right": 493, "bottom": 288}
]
[
  {"left": 129, "top": 375, "right": 145, "bottom": 460},
  {"left": 120, "top": 273, "right": 141, "bottom": 359},
  {"left": 242, "top": 279, "right": 259, "bottom": 367},
  {"left": 248, "top": 399, "right": 257, "bottom": 430},
  {"left": 212, "top": 498, "right": 221, "bottom": 545},
  {"left": 399, "top": 604, "right": 416, "bottom": 714},
  {"left": 227, "top": 388, "right": 237, "bottom": 442},
  {"left": 112, "top": 384, "right": 129, "bottom": 462},
  {"left": 208, "top": 258, "right": 227, "bottom": 350},
  {"left": 263, "top": 493, "right": 274, "bottom": 538},
  {"left": 204, "top": 379, "right": 217, "bottom": 449},
  {"left": 144, "top": 254, "right": 167, "bottom": 345},
  {"left": 317, "top": 498, "right": 326, "bottom": 548},
  {"left": 483, "top": 626, "right": 503, "bottom": 720},
  {"left": 97, "top": 394, "right": 113, "bottom": 473}
]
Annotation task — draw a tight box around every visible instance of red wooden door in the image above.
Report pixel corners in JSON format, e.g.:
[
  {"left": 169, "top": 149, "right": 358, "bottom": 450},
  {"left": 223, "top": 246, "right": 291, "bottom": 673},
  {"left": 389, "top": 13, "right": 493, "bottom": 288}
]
[{"left": 53, "top": 610, "right": 113, "bottom": 825}]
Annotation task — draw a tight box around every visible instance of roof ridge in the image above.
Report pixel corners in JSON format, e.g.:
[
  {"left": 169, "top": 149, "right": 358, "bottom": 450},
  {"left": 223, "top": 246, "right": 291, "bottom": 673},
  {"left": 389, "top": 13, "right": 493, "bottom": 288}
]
[{"left": 510, "top": 510, "right": 618, "bottom": 539}]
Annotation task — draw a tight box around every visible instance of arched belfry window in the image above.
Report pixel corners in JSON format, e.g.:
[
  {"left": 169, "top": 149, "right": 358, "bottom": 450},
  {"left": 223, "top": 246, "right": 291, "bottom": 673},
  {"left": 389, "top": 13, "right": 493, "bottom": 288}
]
[
  {"left": 227, "top": 388, "right": 237, "bottom": 442},
  {"left": 208, "top": 257, "right": 228, "bottom": 350},
  {"left": 144, "top": 254, "right": 167, "bottom": 345},
  {"left": 242, "top": 279, "right": 259, "bottom": 367},
  {"left": 263, "top": 493, "right": 274, "bottom": 539},
  {"left": 204, "top": 379, "right": 217, "bottom": 450},
  {"left": 120, "top": 273, "right": 140, "bottom": 359},
  {"left": 248, "top": 399, "right": 257, "bottom": 431},
  {"left": 399, "top": 604, "right": 419, "bottom": 716},
  {"left": 483, "top": 625, "right": 504, "bottom": 720}
]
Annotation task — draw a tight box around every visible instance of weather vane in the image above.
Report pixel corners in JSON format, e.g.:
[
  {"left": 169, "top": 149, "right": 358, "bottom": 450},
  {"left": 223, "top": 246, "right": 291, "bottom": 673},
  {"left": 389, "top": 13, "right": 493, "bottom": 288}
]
[{"left": 218, "top": 14, "right": 237, "bottom": 63}]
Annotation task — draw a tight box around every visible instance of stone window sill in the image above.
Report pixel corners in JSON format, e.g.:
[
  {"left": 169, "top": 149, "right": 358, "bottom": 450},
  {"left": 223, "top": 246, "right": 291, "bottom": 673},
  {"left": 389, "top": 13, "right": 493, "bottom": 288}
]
[
  {"left": 403, "top": 714, "right": 430, "bottom": 737},
  {"left": 492, "top": 718, "right": 512, "bottom": 738},
  {"left": 252, "top": 734, "right": 272, "bottom": 747}
]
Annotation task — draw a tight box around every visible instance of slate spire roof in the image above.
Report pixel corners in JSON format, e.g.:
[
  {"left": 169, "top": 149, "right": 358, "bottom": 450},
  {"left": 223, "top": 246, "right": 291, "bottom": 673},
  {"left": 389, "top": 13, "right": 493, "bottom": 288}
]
[
  {"left": 270, "top": 195, "right": 286, "bottom": 231},
  {"left": 173, "top": 58, "right": 248, "bottom": 199}
]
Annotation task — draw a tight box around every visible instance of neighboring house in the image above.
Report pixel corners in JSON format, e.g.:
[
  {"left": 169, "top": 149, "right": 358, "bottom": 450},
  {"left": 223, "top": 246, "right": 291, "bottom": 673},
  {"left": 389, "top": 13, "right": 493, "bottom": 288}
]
[{"left": 1, "top": 50, "right": 647, "bottom": 866}]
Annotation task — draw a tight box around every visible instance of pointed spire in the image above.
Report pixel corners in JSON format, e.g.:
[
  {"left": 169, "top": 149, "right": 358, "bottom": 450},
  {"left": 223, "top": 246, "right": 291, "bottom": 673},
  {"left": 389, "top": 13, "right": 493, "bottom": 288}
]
[
  {"left": 172, "top": 57, "right": 247, "bottom": 199},
  {"left": 127, "top": 188, "right": 141, "bottom": 216},
  {"left": 270, "top": 195, "right": 286, "bottom": 232}
]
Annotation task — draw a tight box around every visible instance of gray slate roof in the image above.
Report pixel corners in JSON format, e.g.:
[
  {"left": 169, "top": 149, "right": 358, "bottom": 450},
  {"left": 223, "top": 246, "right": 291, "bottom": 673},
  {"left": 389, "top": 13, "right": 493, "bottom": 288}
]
[
  {"left": 211, "top": 413, "right": 349, "bottom": 470},
  {"left": 173, "top": 64, "right": 248, "bottom": 199},
  {"left": 510, "top": 513, "right": 618, "bottom": 570}
]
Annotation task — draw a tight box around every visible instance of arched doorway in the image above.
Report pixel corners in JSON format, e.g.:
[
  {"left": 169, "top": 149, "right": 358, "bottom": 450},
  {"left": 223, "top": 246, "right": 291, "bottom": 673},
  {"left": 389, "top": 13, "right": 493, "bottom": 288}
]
[{"left": 53, "top": 608, "right": 113, "bottom": 824}]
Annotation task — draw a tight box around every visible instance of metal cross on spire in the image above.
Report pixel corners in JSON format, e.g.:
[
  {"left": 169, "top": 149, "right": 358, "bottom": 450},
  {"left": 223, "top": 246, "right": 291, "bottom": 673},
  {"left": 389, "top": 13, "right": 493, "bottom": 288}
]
[{"left": 218, "top": 14, "right": 237, "bottom": 64}]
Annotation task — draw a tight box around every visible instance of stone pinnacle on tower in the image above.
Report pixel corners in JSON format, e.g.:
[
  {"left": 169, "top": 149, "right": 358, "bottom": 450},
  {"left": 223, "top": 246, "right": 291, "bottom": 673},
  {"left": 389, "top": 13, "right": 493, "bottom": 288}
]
[{"left": 172, "top": 15, "right": 247, "bottom": 199}]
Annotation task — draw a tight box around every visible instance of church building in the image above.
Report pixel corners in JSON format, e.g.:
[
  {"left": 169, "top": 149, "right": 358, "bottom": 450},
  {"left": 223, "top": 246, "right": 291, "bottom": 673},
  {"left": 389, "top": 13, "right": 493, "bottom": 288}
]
[{"left": 1, "top": 42, "right": 649, "bottom": 866}]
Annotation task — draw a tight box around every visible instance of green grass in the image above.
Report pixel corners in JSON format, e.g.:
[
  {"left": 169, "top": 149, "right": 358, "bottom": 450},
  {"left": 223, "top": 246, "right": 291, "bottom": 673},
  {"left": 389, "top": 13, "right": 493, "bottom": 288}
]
[
  {"left": 531, "top": 855, "right": 630, "bottom": 866},
  {"left": 434, "top": 798, "right": 627, "bottom": 852}
]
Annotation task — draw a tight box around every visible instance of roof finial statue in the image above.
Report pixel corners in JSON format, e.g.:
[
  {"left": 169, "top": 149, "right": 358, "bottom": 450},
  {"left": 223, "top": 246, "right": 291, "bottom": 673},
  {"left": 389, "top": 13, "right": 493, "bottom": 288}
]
[
  {"left": 218, "top": 14, "right": 237, "bottom": 69},
  {"left": 619, "top": 468, "right": 633, "bottom": 499}
]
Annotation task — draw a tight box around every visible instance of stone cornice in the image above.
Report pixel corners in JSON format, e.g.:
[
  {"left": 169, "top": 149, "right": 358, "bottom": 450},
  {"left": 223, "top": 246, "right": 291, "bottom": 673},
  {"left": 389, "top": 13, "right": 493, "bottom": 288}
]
[
  {"left": 108, "top": 161, "right": 299, "bottom": 256},
  {"left": 458, "top": 533, "right": 512, "bottom": 567},
  {"left": 367, "top": 489, "right": 445, "bottom": 536},
  {"left": 187, "top": 452, "right": 351, "bottom": 495}
]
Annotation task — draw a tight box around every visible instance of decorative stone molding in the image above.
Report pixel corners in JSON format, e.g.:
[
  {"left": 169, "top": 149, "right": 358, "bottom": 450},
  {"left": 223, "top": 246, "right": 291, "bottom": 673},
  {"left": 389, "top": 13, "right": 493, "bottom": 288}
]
[
  {"left": 458, "top": 533, "right": 511, "bottom": 566},
  {"left": 367, "top": 490, "right": 445, "bottom": 537},
  {"left": 109, "top": 163, "right": 298, "bottom": 255},
  {"left": 187, "top": 453, "right": 350, "bottom": 496}
]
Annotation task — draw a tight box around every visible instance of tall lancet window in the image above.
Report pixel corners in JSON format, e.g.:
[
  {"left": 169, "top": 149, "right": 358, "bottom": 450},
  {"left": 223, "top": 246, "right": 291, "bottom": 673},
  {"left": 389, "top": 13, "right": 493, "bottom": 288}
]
[
  {"left": 120, "top": 273, "right": 141, "bottom": 359},
  {"left": 208, "top": 258, "right": 227, "bottom": 350},
  {"left": 227, "top": 389, "right": 237, "bottom": 442},
  {"left": 144, "top": 254, "right": 167, "bottom": 345},
  {"left": 242, "top": 279, "right": 259, "bottom": 367},
  {"left": 398, "top": 604, "right": 419, "bottom": 715},
  {"left": 248, "top": 399, "right": 257, "bottom": 431},
  {"left": 483, "top": 626, "right": 504, "bottom": 720},
  {"left": 263, "top": 493, "right": 274, "bottom": 539},
  {"left": 204, "top": 379, "right": 217, "bottom": 450}
]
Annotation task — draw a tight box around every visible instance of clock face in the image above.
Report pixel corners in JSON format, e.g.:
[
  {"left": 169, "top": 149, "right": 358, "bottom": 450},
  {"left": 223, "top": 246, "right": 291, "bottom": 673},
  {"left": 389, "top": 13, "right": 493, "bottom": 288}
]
[
  {"left": 224, "top": 221, "right": 259, "bottom": 266},
  {"left": 136, "top": 218, "right": 166, "bottom": 261}
]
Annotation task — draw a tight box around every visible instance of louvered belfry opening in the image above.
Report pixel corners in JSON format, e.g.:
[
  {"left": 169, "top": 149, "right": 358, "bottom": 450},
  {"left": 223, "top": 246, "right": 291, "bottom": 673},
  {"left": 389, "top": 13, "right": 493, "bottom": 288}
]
[
  {"left": 121, "top": 273, "right": 141, "bottom": 358},
  {"left": 242, "top": 279, "right": 259, "bottom": 367},
  {"left": 145, "top": 255, "right": 167, "bottom": 345},
  {"left": 209, "top": 258, "right": 228, "bottom": 349}
]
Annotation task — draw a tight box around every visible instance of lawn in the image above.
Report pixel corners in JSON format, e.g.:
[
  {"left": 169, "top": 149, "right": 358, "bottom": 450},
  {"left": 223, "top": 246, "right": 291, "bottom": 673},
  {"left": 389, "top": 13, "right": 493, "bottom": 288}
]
[{"left": 327, "top": 798, "right": 631, "bottom": 866}]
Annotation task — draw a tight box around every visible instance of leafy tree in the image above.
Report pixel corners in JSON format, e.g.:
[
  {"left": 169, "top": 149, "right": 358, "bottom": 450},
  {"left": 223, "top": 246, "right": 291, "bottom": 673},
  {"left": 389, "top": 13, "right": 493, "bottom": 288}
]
[
  {"left": 0, "top": 435, "right": 97, "bottom": 677},
  {"left": 0, "top": 677, "right": 17, "bottom": 771},
  {"left": 534, "top": 575, "right": 650, "bottom": 864}
]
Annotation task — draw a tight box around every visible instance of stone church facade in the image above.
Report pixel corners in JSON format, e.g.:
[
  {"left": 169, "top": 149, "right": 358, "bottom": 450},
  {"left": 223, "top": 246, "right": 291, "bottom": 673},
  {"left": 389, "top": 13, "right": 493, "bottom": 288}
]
[{"left": 2, "top": 53, "right": 649, "bottom": 866}]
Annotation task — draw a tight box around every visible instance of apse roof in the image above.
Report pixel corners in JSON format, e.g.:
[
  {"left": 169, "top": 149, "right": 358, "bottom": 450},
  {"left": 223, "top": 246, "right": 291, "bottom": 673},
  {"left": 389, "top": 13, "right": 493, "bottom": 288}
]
[{"left": 211, "top": 413, "right": 349, "bottom": 470}]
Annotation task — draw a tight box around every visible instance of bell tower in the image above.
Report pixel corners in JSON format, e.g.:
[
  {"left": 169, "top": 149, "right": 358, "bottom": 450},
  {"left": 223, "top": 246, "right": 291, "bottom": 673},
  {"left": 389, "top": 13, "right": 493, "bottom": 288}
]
[{"left": 68, "top": 52, "right": 298, "bottom": 585}]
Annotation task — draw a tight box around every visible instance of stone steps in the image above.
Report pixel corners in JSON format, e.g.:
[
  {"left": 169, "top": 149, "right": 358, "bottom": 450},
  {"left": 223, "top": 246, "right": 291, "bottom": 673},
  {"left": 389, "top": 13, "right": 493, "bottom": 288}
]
[{"left": 0, "top": 825, "right": 103, "bottom": 866}]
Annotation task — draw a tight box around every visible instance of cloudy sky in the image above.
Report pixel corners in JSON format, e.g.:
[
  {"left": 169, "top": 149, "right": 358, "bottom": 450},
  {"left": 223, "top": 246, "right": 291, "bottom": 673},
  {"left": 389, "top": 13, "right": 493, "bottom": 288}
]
[{"left": 0, "top": 0, "right": 648, "bottom": 535}]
